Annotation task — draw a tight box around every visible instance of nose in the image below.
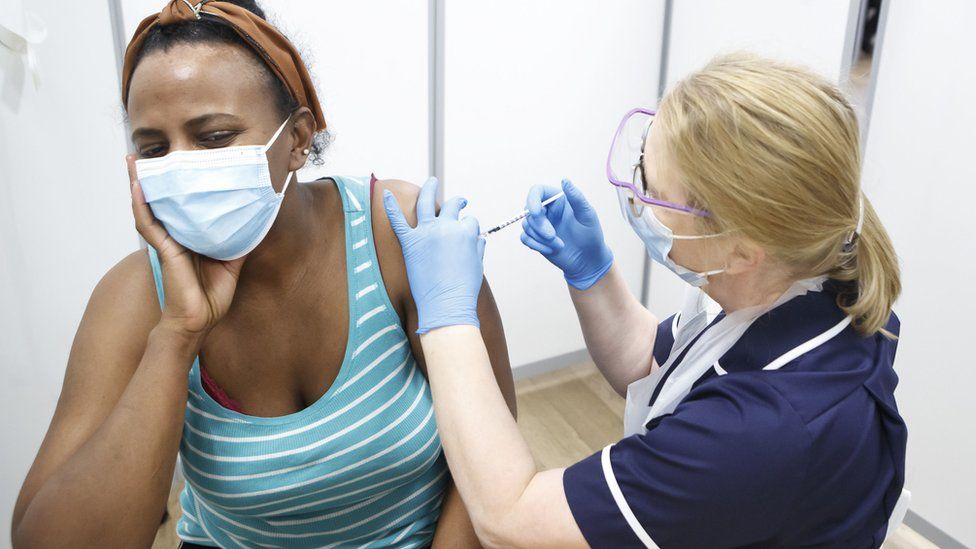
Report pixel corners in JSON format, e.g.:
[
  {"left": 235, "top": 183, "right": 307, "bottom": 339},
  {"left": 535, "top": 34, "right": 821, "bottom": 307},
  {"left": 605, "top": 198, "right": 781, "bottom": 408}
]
[{"left": 166, "top": 137, "right": 199, "bottom": 153}]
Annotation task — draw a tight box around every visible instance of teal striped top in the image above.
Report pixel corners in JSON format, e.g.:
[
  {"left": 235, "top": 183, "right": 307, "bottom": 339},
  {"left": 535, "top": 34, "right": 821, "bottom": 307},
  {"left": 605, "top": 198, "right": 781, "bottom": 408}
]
[{"left": 147, "top": 175, "right": 447, "bottom": 548}]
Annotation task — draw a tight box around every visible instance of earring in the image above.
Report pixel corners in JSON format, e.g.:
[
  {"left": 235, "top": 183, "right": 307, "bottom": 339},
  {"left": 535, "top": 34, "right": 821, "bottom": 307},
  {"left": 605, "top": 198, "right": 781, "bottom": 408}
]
[{"left": 302, "top": 148, "right": 310, "bottom": 155}]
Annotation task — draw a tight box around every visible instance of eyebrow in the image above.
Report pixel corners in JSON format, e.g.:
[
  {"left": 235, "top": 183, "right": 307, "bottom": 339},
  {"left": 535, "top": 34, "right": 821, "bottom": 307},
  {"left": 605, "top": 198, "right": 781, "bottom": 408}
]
[{"left": 130, "top": 112, "right": 245, "bottom": 141}]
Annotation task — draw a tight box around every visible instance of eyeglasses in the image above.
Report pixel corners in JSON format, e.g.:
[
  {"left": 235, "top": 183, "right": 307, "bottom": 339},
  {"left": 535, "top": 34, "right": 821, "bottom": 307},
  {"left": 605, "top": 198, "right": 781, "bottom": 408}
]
[{"left": 606, "top": 108, "right": 711, "bottom": 218}]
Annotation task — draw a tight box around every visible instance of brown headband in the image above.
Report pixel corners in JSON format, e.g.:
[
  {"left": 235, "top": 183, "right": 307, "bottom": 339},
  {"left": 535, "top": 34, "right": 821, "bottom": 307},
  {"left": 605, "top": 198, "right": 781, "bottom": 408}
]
[{"left": 121, "top": 0, "right": 327, "bottom": 131}]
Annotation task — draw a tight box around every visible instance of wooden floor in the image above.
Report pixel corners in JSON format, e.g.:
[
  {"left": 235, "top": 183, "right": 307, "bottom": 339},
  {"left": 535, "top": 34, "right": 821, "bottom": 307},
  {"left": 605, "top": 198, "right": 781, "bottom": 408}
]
[{"left": 153, "top": 361, "right": 935, "bottom": 548}]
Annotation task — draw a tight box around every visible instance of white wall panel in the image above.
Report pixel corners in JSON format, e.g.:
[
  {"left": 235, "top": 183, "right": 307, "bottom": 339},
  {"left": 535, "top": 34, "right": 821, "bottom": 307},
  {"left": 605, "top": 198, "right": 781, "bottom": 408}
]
[
  {"left": 861, "top": 2, "right": 976, "bottom": 545},
  {"left": 667, "top": 0, "right": 854, "bottom": 83},
  {"left": 443, "top": 1, "right": 665, "bottom": 369}
]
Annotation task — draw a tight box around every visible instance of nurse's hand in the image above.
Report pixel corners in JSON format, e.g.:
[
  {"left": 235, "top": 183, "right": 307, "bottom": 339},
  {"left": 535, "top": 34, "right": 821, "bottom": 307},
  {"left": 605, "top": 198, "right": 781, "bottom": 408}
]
[
  {"left": 521, "top": 179, "right": 613, "bottom": 290},
  {"left": 127, "top": 155, "right": 243, "bottom": 344},
  {"left": 384, "top": 177, "right": 485, "bottom": 334}
]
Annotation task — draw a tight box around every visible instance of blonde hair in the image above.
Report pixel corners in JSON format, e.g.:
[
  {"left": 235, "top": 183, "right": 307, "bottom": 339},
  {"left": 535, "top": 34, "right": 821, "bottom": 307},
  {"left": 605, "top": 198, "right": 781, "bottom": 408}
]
[{"left": 657, "top": 52, "right": 900, "bottom": 337}]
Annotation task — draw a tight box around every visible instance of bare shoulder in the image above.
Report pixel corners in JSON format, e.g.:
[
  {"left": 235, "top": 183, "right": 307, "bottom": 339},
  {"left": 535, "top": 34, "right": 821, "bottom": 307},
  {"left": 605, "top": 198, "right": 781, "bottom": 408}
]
[
  {"left": 63, "top": 249, "right": 162, "bottom": 395},
  {"left": 369, "top": 179, "right": 422, "bottom": 311},
  {"left": 371, "top": 178, "right": 422, "bottom": 224},
  {"left": 93, "top": 249, "right": 159, "bottom": 306},
  {"left": 86, "top": 248, "right": 161, "bottom": 332}
]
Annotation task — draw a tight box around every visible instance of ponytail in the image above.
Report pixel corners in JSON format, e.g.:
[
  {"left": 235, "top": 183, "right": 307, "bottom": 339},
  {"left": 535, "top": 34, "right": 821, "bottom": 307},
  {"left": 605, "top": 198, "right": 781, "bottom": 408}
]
[{"left": 831, "top": 197, "right": 901, "bottom": 338}]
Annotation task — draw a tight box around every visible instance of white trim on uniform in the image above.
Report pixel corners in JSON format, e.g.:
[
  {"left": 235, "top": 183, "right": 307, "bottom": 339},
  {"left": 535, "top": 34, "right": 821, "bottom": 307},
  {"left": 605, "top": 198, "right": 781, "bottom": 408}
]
[
  {"left": 600, "top": 445, "right": 660, "bottom": 549},
  {"left": 763, "top": 316, "right": 852, "bottom": 371}
]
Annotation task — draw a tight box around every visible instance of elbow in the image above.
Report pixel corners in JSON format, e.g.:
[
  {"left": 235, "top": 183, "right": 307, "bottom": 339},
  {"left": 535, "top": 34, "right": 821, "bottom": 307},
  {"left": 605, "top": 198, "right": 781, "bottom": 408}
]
[
  {"left": 10, "top": 526, "right": 22, "bottom": 549},
  {"left": 12, "top": 514, "right": 38, "bottom": 549},
  {"left": 470, "top": 509, "right": 524, "bottom": 549},
  {"left": 12, "top": 503, "right": 99, "bottom": 549},
  {"left": 607, "top": 378, "right": 629, "bottom": 399},
  {"left": 11, "top": 501, "right": 33, "bottom": 549},
  {"left": 11, "top": 491, "right": 57, "bottom": 549},
  {"left": 472, "top": 522, "right": 504, "bottom": 549},
  {"left": 12, "top": 504, "right": 53, "bottom": 549},
  {"left": 475, "top": 528, "right": 511, "bottom": 549}
]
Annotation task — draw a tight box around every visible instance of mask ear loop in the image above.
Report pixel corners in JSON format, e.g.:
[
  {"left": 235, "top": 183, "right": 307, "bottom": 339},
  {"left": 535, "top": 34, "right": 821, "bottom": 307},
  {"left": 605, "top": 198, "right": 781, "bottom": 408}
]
[
  {"left": 263, "top": 116, "right": 293, "bottom": 152},
  {"left": 279, "top": 171, "right": 294, "bottom": 196},
  {"left": 263, "top": 116, "right": 295, "bottom": 196}
]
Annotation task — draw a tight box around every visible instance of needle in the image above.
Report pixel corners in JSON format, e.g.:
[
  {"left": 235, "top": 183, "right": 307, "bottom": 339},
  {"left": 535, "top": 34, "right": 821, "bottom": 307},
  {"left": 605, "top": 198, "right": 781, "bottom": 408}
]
[{"left": 480, "top": 192, "right": 566, "bottom": 237}]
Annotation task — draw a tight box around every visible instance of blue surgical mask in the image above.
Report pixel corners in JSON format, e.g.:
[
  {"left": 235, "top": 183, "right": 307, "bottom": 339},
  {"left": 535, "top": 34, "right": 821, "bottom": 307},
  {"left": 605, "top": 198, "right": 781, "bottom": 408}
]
[
  {"left": 135, "top": 117, "right": 294, "bottom": 261},
  {"left": 616, "top": 187, "right": 725, "bottom": 287}
]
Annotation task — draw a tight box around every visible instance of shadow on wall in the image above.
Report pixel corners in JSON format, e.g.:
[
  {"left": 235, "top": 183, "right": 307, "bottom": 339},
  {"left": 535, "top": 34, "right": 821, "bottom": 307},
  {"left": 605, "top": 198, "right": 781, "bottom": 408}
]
[{"left": 1, "top": 44, "right": 27, "bottom": 112}]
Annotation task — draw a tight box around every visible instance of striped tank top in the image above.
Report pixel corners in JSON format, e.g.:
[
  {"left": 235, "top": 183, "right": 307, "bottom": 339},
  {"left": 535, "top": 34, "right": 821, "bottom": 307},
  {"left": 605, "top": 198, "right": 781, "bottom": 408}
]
[{"left": 146, "top": 175, "right": 448, "bottom": 548}]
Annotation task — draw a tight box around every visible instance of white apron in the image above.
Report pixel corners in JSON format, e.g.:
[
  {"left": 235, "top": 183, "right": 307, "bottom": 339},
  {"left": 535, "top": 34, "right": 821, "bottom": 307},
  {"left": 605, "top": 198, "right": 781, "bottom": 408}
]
[
  {"left": 619, "top": 277, "right": 910, "bottom": 545},
  {"left": 623, "top": 277, "right": 828, "bottom": 437}
]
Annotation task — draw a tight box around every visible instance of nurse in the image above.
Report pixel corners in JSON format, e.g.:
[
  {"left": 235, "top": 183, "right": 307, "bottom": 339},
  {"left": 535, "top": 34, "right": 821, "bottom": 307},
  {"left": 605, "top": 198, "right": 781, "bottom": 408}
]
[{"left": 383, "top": 53, "right": 908, "bottom": 548}]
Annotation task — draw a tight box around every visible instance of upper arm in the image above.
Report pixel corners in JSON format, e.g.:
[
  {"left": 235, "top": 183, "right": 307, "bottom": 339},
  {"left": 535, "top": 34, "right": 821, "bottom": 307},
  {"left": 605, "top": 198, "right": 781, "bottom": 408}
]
[
  {"left": 371, "top": 178, "right": 516, "bottom": 416},
  {"left": 561, "top": 377, "right": 810, "bottom": 548},
  {"left": 13, "top": 250, "right": 161, "bottom": 529},
  {"left": 491, "top": 469, "right": 587, "bottom": 549}
]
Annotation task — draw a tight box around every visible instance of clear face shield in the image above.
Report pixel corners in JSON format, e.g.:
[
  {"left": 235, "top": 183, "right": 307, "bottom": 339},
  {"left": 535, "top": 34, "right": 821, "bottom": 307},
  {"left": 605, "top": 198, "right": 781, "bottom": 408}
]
[
  {"left": 607, "top": 108, "right": 726, "bottom": 286},
  {"left": 606, "top": 108, "right": 711, "bottom": 221}
]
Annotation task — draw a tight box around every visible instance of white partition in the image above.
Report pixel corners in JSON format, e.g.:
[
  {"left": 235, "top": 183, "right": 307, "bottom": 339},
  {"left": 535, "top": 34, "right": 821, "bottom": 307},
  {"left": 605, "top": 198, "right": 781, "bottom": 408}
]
[
  {"left": 443, "top": 1, "right": 665, "bottom": 370},
  {"left": 645, "top": 0, "right": 858, "bottom": 320},
  {"left": 122, "top": 0, "right": 432, "bottom": 184},
  {"left": 0, "top": 1, "right": 134, "bottom": 541},
  {"left": 667, "top": 0, "right": 855, "bottom": 84},
  {"left": 861, "top": 2, "right": 976, "bottom": 546}
]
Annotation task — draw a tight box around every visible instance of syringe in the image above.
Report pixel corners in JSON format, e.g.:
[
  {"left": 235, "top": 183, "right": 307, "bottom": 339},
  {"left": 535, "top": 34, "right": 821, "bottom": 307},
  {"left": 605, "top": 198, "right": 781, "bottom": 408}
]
[{"left": 480, "top": 192, "right": 566, "bottom": 237}]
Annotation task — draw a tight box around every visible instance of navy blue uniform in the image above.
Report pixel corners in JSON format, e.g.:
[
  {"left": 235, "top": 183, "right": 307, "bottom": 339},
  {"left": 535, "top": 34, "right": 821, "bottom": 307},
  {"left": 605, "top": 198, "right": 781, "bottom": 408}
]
[{"left": 564, "top": 283, "right": 906, "bottom": 548}]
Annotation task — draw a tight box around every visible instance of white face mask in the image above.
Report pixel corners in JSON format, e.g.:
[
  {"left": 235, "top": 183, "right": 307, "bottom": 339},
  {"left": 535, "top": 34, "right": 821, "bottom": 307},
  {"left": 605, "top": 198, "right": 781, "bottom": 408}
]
[
  {"left": 616, "top": 187, "right": 725, "bottom": 287},
  {"left": 135, "top": 117, "right": 293, "bottom": 261}
]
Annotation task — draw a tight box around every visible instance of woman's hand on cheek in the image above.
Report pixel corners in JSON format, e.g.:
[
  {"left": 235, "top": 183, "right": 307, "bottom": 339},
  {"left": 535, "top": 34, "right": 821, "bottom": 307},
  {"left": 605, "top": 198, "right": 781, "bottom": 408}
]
[
  {"left": 384, "top": 177, "right": 485, "bottom": 335},
  {"left": 127, "top": 154, "right": 244, "bottom": 344}
]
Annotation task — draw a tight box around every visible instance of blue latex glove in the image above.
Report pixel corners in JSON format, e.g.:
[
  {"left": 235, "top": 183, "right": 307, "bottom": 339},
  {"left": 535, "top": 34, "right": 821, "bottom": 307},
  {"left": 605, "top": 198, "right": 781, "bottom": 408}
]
[
  {"left": 521, "top": 179, "right": 613, "bottom": 290},
  {"left": 384, "top": 177, "right": 486, "bottom": 334}
]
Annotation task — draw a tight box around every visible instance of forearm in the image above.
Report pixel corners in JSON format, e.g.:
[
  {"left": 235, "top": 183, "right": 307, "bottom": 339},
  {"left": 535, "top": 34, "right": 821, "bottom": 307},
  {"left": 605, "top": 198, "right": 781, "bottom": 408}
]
[
  {"left": 570, "top": 263, "right": 658, "bottom": 394},
  {"left": 13, "top": 326, "right": 198, "bottom": 548},
  {"left": 420, "top": 326, "right": 536, "bottom": 545}
]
